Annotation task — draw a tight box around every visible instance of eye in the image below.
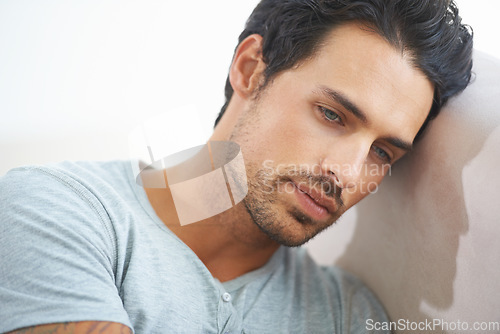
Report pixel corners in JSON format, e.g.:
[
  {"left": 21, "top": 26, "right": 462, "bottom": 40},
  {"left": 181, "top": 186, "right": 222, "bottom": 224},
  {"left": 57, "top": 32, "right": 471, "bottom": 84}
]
[
  {"left": 318, "top": 106, "right": 343, "bottom": 125},
  {"left": 372, "top": 145, "right": 392, "bottom": 163}
]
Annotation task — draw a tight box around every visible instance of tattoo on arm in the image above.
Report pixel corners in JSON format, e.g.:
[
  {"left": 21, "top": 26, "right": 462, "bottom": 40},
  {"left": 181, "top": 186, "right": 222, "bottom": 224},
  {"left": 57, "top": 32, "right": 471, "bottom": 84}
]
[{"left": 7, "top": 321, "right": 133, "bottom": 334}]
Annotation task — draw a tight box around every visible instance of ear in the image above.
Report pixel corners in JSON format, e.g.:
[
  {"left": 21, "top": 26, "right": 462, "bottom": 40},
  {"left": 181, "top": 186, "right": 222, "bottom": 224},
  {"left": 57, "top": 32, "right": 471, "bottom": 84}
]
[{"left": 229, "top": 34, "right": 266, "bottom": 99}]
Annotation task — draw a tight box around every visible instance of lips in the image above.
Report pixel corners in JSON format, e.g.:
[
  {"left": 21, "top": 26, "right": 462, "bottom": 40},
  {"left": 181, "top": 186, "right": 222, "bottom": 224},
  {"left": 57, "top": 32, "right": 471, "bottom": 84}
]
[
  {"left": 290, "top": 180, "right": 340, "bottom": 223},
  {"left": 295, "top": 182, "right": 338, "bottom": 214}
]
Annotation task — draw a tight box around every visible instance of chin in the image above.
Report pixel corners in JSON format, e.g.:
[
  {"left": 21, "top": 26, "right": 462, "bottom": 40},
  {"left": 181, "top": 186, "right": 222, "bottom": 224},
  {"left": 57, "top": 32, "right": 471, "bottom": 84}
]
[
  {"left": 241, "top": 165, "right": 341, "bottom": 247},
  {"left": 246, "top": 200, "right": 336, "bottom": 247}
]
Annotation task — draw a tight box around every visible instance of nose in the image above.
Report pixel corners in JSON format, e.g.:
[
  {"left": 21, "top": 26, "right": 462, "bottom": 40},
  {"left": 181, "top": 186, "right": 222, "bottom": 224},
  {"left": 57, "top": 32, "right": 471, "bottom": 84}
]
[{"left": 320, "top": 138, "right": 370, "bottom": 189}]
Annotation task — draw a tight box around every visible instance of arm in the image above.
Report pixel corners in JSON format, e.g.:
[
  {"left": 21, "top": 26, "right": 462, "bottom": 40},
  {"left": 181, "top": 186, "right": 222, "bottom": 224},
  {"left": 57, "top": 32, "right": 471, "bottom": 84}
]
[{"left": 7, "top": 321, "right": 132, "bottom": 334}]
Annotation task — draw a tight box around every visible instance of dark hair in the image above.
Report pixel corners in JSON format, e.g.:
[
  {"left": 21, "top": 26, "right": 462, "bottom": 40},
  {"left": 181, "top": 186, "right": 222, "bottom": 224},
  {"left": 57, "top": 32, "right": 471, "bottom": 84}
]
[{"left": 214, "top": 0, "right": 473, "bottom": 140}]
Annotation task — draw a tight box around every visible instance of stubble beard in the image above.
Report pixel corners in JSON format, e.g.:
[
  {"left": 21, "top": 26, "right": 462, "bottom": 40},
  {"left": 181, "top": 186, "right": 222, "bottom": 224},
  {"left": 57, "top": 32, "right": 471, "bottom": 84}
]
[{"left": 240, "top": 162, "right": 342, "bottom": 247}]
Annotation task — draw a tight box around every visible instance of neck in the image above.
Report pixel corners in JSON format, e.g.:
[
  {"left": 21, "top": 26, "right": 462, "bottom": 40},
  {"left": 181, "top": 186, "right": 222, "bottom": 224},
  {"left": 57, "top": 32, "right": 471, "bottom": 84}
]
[
  {"left": 143, "top": 171, "right": 280, "bottom": 282},
  {"left": 170, "top": 208, "right": 280, "bottom": 282}
]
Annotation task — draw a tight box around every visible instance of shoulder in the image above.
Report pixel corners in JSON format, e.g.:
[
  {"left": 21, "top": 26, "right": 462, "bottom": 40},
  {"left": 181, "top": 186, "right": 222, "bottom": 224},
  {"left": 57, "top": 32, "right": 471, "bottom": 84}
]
[
  {"left": 0, "top": 161, "right": 136, "bottom": 333},
  {"left": 0, "top": 159, "right": 135, "bottom": 220},
  {"left": 0, "top": 159, "right": 134, "bottom": 198},
  {"left": 0, "top": 159, "right": 139, "bottom": 272},
  {"left": 285, "top": 247, "right": 389, "bottom": 332},
  {"left": 0, "top": 160, "right": 131, "bottom": 270}
]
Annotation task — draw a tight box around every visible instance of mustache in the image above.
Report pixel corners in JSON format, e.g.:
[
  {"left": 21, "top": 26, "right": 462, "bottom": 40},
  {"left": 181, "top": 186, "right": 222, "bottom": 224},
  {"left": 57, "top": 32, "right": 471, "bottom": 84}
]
[{"left": 285, "top": 172, "right": 344, "bottom": 208}]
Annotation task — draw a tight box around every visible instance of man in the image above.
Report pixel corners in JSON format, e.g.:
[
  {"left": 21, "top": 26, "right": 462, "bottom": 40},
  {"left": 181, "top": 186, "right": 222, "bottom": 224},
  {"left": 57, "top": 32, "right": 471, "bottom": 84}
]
[{"left": 0, "top": 0, "right": 472, "bottom": 333}]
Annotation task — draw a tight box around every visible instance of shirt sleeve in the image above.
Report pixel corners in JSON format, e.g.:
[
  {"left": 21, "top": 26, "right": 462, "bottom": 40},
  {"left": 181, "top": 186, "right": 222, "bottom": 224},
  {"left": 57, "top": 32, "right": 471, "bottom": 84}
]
[{"left": 0, "top": 166, "right": 133, "bottom": 333}]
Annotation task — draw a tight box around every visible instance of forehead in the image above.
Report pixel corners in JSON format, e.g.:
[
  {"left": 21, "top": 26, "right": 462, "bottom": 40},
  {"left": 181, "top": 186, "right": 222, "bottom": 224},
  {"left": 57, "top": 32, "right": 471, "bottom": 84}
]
[{"left": 288, "top": 22, "right": 434, "bottom": 141}]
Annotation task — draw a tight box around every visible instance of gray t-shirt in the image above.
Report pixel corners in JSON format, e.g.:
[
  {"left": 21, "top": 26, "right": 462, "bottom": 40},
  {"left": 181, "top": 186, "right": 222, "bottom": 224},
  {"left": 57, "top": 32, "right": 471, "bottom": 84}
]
[{"left": 0, "top": 160, "right": 389, "bottom": 333}]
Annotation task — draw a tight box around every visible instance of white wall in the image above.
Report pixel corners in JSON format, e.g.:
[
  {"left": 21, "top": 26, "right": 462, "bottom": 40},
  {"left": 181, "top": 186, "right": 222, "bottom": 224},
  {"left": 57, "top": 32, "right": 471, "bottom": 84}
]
[
  {"left": 0, "top": 0, "right": 498, "bottom": 176},
  {"left": 0, "top": 0, "right": 260, "bottom": 175},
  {"left": 454, "top": 0, "right": 500, "bottom": 57}
]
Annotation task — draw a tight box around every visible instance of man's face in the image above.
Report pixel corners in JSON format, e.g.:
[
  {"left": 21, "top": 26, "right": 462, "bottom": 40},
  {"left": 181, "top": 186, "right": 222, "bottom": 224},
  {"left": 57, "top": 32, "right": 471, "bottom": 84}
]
[{"left": 228, "top": 23, "right": 434, "bottom": 246}]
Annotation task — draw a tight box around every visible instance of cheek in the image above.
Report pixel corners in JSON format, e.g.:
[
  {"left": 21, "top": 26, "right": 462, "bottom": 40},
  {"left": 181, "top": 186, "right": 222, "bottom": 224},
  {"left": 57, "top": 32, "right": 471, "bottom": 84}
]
[
  {"left": 249, "top": 108, "right": 311, "bottom": 160},
  {"left": 238, "top": 117, "right": 299, "bottom": 166}
]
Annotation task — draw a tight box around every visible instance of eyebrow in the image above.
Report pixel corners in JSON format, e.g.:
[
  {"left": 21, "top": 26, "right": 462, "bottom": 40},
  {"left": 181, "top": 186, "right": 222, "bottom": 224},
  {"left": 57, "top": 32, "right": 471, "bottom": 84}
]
[
  {"left": 316, "top": 85, "right": 413, "bottom": 153},
  {"left": 316, "top": 86, "right": 368, "bottom": 124},
  {"left": 382, "top": 136, "right": 413, "bottom": 153}
]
